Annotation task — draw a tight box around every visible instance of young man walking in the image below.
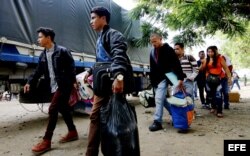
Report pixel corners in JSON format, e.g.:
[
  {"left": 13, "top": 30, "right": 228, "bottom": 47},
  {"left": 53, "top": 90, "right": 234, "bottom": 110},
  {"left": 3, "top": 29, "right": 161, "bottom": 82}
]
[
  {"left": 24, "top": 27, "right": 78, "bottom": 155},
  {"left": 85, "top": 6, "right": 135, "bottom": 156},
  {"left": 174, "top": 43, "right": 199, "bottom": 133}
]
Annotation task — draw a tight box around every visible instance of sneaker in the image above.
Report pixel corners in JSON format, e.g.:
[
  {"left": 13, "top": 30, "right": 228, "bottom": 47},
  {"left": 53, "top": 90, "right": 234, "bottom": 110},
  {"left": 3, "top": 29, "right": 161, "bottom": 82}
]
[
  {"left": 149, "top": 121, "right": 163, "bottom": 132},
  {"left": 32, "top": 139, "right": 51, "bottom": 155},
  {"left": 217, "top": 113, "right": 224, "bottom": 118},
  {"left": 201, "top": 104, "right": 207, "bottom": 109},
  {"left": 224, "top": 106, "right": 230, "bottom": 110},
  {"left": 59, "top": 130, "right": 79, "bottom": 143},
  {"left": 177, "top": 129, "right": 189, "bottom": 134},
  {"left": 205, "top": 105, "right": 210, "bottom": 109}
]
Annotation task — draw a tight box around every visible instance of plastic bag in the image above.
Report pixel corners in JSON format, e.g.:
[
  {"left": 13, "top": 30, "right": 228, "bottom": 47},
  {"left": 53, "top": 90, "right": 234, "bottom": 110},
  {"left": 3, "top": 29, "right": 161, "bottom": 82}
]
[
  {"left": 68, "top": 87, "right": 80, "bottom": 107},
  {"left": 100, "top": 94, "right": 140, "bottom": 156},
  {"left": 138, "top": 88, "right": 155, "bottom": 108}
]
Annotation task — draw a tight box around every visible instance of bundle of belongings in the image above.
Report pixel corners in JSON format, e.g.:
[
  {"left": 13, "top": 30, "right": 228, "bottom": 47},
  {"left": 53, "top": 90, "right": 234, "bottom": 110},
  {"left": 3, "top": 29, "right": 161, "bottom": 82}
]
[
  {"left": 138, "top": 88, "right": 155, "bottom": 108},
  {"left": 165, "top": 72, "right": 194, "bottom": 131},
  {"left": 229, "top": 91, "right": 240, "bottom": 102},
  {"left": 69, "top": 71, "right": 94, "bottom": 114},
  {"left": 168, "top": 90, "right": 194, "bottom": 131}
]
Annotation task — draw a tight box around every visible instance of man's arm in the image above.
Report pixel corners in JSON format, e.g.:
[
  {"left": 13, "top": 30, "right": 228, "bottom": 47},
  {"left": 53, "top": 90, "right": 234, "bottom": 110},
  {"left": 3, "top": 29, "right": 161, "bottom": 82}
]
[
  {"left": 187, "top": 55, "right": 199, "bottom": 81},
  {"left": 105, "top": 29, "right": 132, "bottom": 93},
  {"left": 24, "top": 53, "right": 44, "bottom": 92},
  {"left": 107, "top": 30, "right": 130, "bottom": 78},
  {"left": 168, "top": 46, "right": 185, "bottom": 81},
  {"left": 221, "top": 57, "right": 232, "bottom": 85},
  {"left": 167, "top": 46, "right": 185, "bottom": 89},
  {"left": 64, "top": 49, "right": 76, "bottom": 80}
]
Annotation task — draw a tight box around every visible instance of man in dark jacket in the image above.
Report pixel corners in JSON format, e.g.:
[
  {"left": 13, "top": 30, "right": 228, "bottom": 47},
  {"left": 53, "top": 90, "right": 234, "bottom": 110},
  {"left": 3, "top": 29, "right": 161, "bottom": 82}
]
[
  {"left": 85, "top": 6, "right": 135, "bottom": 156},
  {"left": 149, "top": 33, "right": 184, "bottom": 132},
  {"left": 195, "top": 50, "right": 208, "bottom": 108},
  {"left": 23, "top": 27, "right": 78, "bottom": 155}
]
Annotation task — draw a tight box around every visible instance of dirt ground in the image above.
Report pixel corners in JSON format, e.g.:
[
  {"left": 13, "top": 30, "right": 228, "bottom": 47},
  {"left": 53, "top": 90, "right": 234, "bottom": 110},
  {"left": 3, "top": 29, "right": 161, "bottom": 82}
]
[{"left": 0, "top": 84, "right": 250, "bottom": 156}]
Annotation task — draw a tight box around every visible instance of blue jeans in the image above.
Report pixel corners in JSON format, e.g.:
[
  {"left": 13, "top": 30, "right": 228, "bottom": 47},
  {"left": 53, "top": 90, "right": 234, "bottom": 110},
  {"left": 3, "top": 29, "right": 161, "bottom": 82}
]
[
  {"left": 193, "top": 81, "right": 198, "bottom": 98},
  {"left": 153, "top": 79, "right": 171, "bottom": 123},
  {"left": 221, "top": 77, "right": 229, "bottom": 107},
  {"left": 231, "top": 79, "right": 241, "bottom": 90}
]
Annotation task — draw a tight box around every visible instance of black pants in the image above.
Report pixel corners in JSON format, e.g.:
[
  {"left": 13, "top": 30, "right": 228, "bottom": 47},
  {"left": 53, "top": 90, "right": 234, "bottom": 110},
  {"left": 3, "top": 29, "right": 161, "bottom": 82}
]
[
  {"left": 43, "top": 89, "right": 76, "bottom": 140},
  {"left": 197, "top": 80, "right": 206, "bottom": 104}
]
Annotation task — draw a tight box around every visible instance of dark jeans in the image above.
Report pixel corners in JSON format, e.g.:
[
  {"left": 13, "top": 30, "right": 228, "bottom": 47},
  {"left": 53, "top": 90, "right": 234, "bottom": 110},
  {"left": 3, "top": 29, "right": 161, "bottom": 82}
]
[
  {"left": 43, "top": 89, "right": 76, "bottom": 140},
  {"left": 86, "top": 95, "right": 109, "bottom": 156},
  {"left": 221, "top": 77, "right": 230, "bottom": 107}
]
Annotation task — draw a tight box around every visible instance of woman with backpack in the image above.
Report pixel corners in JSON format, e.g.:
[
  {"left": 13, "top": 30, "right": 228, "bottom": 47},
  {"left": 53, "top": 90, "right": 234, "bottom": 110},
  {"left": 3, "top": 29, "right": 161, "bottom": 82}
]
[{"left": 200, "top": 46, "right": 232, "bottom": 118}]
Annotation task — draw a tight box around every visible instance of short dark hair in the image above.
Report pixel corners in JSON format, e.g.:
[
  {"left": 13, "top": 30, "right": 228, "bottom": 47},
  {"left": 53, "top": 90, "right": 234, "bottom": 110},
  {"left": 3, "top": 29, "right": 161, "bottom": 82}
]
[
  {"left": 199, "top": 50, "right": 205, "bottom": 55},
  {"left": 36, "top": 27, "right": 55, "bottom": 42},
  {"left": 91, "top": 6, "right": 110, "bottom": 24},
  {"left": 150, "top": 32, "right": 162, "bottom": 38},
  {"left": 174, "top": 42, "right": 184, "bottom": 49}
]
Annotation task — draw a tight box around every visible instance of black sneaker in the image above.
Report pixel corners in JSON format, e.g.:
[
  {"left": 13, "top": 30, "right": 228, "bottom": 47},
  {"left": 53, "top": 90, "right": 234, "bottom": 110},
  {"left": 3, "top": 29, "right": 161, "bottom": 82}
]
[
  {"left": 204, "top": 104, "right": 210, "bottom": 109},
  {"left": 177, "top": 129, "right": 189, "bottom": 134},
  {"left": 224, "top": 106, "right": 230, "bottom": 110},
  {"left": 201, "top": 104, "right": 207, "bottom": 109},
  {"left": 149, "top": 121, "right": 163, "bottom": 132}
]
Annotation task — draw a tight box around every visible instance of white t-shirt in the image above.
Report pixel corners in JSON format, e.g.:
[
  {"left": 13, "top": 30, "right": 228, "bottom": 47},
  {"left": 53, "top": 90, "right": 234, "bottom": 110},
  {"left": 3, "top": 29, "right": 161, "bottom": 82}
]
[{"left": 223, "top": 55, "right": 232, "bottom": 66}]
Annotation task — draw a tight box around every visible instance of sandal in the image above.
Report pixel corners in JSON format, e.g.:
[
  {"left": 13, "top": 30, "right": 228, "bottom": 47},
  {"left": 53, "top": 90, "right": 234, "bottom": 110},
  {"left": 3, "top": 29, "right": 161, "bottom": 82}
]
[{"left": 217, "top": 113, "right": 223, "bottom": 118}]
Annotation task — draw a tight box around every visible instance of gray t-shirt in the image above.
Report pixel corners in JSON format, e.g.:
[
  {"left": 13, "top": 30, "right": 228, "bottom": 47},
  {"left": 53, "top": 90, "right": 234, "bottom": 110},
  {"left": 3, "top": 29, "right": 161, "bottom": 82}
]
[{"left": 46, "top": 44, "right": 58, "bottom": 93}]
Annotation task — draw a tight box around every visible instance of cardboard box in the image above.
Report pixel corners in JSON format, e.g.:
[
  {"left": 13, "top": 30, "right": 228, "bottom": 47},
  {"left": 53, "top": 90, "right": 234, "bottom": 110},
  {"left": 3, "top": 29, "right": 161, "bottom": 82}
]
[{"left": 229, "top": 91, "right": 240, "bottom": 102}]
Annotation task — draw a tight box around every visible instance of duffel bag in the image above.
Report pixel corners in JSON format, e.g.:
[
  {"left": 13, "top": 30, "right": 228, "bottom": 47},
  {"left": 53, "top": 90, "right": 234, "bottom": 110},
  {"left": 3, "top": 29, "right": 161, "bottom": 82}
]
[{"left": 171, "top": 104, "right": 194, "bottom": 130}]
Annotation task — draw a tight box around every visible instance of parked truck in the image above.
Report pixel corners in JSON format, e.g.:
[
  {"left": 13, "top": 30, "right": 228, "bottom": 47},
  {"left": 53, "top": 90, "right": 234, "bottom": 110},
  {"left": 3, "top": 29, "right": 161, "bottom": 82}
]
[{"left": 0, "top": 0, "right": 151, "bottom": 97}]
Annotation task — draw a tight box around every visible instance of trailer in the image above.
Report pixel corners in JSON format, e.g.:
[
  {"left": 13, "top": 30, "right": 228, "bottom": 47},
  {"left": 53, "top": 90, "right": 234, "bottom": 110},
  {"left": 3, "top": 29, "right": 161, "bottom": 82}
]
[{"left": 0, "top": 0, "right": 151, "bottom": 98}]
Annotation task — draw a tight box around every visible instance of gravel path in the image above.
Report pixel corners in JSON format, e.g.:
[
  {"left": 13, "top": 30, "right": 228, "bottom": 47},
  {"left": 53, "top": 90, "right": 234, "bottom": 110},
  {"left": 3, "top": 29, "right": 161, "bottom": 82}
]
[{"left": 0, "top": 85, "right": 249, "bottom": 156}]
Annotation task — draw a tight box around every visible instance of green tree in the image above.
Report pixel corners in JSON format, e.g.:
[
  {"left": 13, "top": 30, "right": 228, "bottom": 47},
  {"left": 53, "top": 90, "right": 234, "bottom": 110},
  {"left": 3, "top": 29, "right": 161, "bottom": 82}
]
[
  {"left": 131, "top": 0, "right": 250, "bottom": 47},
  {"left": 220, "top": 25, "right": 250, "bottom": 69}
]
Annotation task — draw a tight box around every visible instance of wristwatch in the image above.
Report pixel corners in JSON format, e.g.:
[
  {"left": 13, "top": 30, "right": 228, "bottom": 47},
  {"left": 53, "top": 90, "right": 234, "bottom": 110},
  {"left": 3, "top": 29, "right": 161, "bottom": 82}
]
[{"left": 116, "top": 74, "right": 124, "bottom": 81}]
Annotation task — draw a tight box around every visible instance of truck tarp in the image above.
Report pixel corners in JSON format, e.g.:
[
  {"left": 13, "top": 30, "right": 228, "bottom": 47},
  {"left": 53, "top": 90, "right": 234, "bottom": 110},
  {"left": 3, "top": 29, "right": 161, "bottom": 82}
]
[{"left": 0, "top": 0, "right": 150, "bottom": 64}]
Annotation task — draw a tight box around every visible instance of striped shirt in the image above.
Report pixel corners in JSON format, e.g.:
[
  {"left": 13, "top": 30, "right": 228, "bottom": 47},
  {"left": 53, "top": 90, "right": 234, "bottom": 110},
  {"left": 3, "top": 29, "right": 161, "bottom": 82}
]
[{"left": 179, "top": 54, "right": 199, "bottom": 81}]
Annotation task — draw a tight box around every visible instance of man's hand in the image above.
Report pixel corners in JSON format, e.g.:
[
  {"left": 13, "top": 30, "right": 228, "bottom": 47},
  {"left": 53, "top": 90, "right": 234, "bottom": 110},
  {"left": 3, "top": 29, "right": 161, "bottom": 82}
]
[
  {"left": 112, "top": 79, "right": 124, "bottom": 93},
  {"left": 83, "top": 71, "right": 90, "bottom": 83},
  {"left": 228, "top": 78, "right": 232, "bottom": 86},
  {"left": 23, "top": 84, "right": 30, "bottom": 93}
]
